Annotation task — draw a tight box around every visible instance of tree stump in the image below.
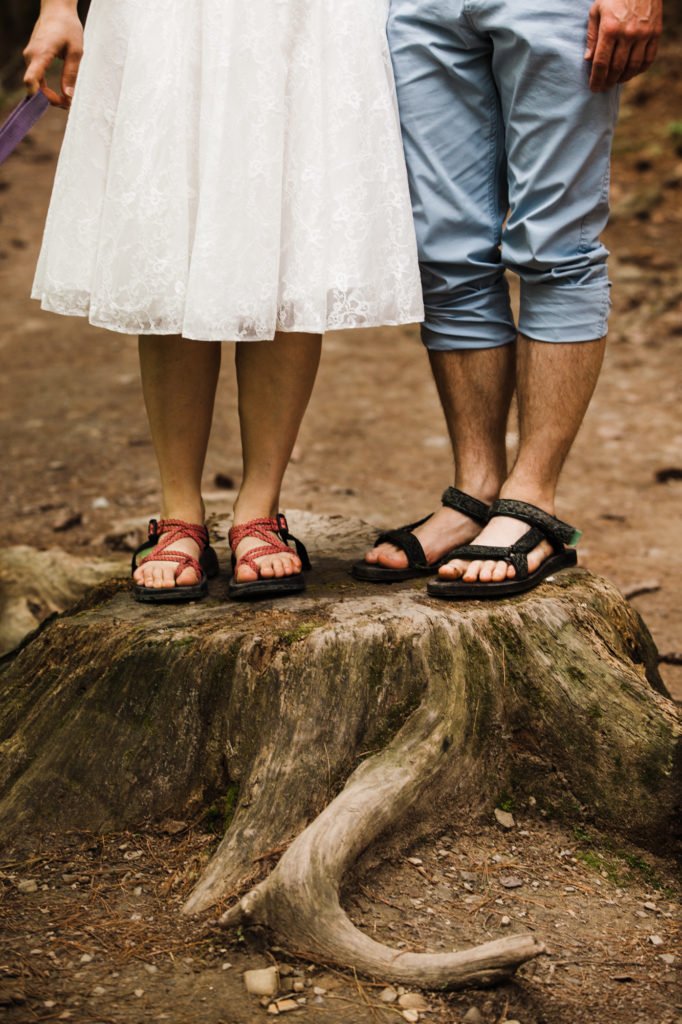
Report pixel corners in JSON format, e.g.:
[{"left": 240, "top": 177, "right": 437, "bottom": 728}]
[{"left": 0, "top": 513, "right": 678, "bottom": 989}]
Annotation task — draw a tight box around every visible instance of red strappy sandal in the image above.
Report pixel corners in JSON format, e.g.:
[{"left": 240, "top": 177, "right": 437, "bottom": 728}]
[
  {"left": 131, "top": 518, "right": 220, "bottom": 604},
  {"left": 228, "top": 513, "right": 311, "bottom": 601}
]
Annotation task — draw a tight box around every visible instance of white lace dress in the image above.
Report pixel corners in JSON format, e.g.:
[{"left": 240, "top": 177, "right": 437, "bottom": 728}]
[{"left": 32, "top": 0, "right": 423, "bottom": 341}]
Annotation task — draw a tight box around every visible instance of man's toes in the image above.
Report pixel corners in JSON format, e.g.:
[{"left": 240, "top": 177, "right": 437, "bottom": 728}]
[
  {"left": 478, "top": 560, "right": 498, "bottom": 583},
  {"left": 374, "top": 544, "right": 408, "bottom": 569},
  {"left": 462, "top": 559, "right": 484, "bottom": 582},
  {"left": 491, "top": 561, "right": 509, "bottom": 582},
  {"left": 438, "top": 559, "right": 464, "bottom": 579},
  {"left": 364, "top": 548, "right": 379, "bottom": 564}
]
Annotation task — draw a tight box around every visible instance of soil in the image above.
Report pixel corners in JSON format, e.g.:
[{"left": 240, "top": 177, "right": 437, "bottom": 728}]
[{"left": 0, "top": 38, "right": 681, "bottom": 1024}]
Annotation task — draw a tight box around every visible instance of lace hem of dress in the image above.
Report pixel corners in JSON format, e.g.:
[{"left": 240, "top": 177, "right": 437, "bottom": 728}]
[{"left": 31, "top": 287, "right": 425, "bottom": 341}]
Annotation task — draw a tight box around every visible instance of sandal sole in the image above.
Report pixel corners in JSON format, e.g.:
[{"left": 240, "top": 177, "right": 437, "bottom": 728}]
[
  {"left": 228, "top": 575, "right": 306, "bottom": 602},
  {"left": 426, "top": 550, "right": 577, "bottom": 601},
  {"left": 350, "top": 561, "right": 441, "bottom": 583}
]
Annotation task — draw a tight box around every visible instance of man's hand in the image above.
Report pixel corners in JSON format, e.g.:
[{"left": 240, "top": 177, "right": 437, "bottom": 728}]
[
  {"left": 23, "top": 3, "right": 84, "bottom": 109},
  {"left": 585, "top": 0, "right": 663, "bottom": 92}
]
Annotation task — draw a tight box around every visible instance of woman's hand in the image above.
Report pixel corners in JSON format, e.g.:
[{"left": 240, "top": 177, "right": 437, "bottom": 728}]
[
  {"left": 585, "top": 0, "right": 663, "bottom": 92},
  {"left": 23, "top": 2, "right": 84, "bottom": 109}
]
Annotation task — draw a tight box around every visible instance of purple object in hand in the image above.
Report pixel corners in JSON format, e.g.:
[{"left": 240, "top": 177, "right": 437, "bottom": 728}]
[{"left": 0, "top": 92, "right": 50, "bottom": 166}]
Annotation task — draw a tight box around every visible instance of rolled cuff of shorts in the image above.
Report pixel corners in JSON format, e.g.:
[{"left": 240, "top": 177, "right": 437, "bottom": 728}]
[
  {"left": 519, "top": 280, "right": 611, "bottom": 343},
  {"left": 421, "top": 283, "right": 517, "bottom": 351}
]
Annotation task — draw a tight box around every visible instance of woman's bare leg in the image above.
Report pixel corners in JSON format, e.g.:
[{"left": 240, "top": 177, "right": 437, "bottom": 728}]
[
  {"left": 134, "top": 335, "right": 221, "bottom": 589},
  {"left": 232, "top": 332, "right": 322, "bottom": 581}
]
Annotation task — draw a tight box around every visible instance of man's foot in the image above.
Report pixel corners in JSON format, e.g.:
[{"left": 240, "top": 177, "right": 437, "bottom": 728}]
[
  {"left": 364, "top": 493, "right": 494, "bottom": 570},
  {"left": 438, "top": 497, "right": 555, "bottom": 583}
]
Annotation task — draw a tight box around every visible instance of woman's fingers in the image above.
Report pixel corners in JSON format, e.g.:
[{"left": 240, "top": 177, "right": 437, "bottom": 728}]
[{"left": 61, "top": 44, "right": 83, "bottom": 101}]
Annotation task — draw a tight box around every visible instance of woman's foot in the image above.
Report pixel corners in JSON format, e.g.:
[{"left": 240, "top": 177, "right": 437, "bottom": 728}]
[
  {"left": 132, "top": 509, "right": 207, "bottom": 591},
  {"left": 232, "top": 524, "right": 303, "bottom": 582}
]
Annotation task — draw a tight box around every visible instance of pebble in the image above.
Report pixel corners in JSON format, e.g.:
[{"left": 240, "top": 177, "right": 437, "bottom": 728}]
[
  {"left": 134, "top": 989, "right": 144, "bottom": 998},
  {"left": 92, "top": 987, "right": 106, "bottom": 996},
  {"left": 274, "top": 999, "right": 299, "bottom": 1013},
  {"left": 500, "top": 876, "right": 523, "bottom": 889},
  {"left": 494, "top": 808, "right": 515, "bottom": 829},
  {"left": 244, "top": 967, "right": 279, "bottom": 997},
  {"left": 53, "top": 511, "right": 82, "bottom": 533},
  {"left": 407, "top": 857, "right": 423, "bottom": 866},
  {"left": 91, "top": 497, "right": 110, "bottom": 509},
  {"left": 80, "top": 954, "right": 93, "bottom": 964},
  {"left": 379, "top": 986, "right": 398, "bottom": 1003},
  {"left": 123, "top": 850, "right": 143, "bottom": 861},
  {"left": 292, "top": 980, "right": 305, "bottom": 993},
  {"left": 648, "top": 934, "right": 664, "bottom": 946},
  {"left": 402, "top": 1011, "right": 420, "bottom": 1023},
  {"left": 399, "top": 992, "right": 429, "bottom": 1010},
  {"left": 221, "top": 963, "right": 232, "bottom": 971},
  {"left": 643, "top": 901, "right": 657, "bottom": 911},
  {"left": 312, "top": 986, "right": 326, "bottom": 996},
  {"left": 501, "top": 915, "right": 512, "bottom": 927},
  {"left": 463, "top": 1009, "right": 484, "bottom": 1023},
  {"left": 17, "top": 879, "right": 38, "bottom": 894},
  {"left": 143, "top": 964, "right": 157, "bottom": 975},
  {"left": 659, "top": 953, "right": 675, "bottom": 965}
]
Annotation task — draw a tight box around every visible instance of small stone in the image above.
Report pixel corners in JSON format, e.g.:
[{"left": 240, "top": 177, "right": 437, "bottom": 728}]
[
  {"left": 292, "top": 980, "right": 305, "bottom": 993},
  {"left": 214, "top": 473, "right": 236, "bottom": 490},
  {"left": 17, "top": 879, "right": 38, "bottom": 893},
  {"left": 244, "top": 967, "right": 279, "bottom": 997},
  {"left": 402, "top": 1011, "right": 420, "bottom": 1023},
  {"left": 44, "top": 1001, "right": 57, "bottom": 1009},
  {"left": 92, "top": 987, "right": 106, "bottom": 996},
  {"left": 501, "top": 915, "right": 512, "bottom": 927},
  {"left": 123, "top": 850, "right": 143, "bottom": 861},
  {"left": 460, "top": 871, "right": 477, "bottom": 882},
  {"left": 648, "top": 935, "right": 664, "bottom": 946},
  {"left": 659, "top": 953, "right": 675, "bottom": 965},
  {"left": 399, "top": 992, "right": 429, "bottom": 1010},
  {"left": 133, "top": 886, "right": 142, "bottom": 896},
  {"left": 91, "top": 497, "right": 110, "bottom": 510},
  {"left": 407, "top": 857, "right": 423, "bottom": 866},
  {"left": 278, "top": 965, "right": 294, "bottom": 977},
  {"left": 494, "top": 808, "right": 515, "bottom": 829},
  {"left": 58, "top": 1013, "right": 72, "bottom": 1020},
  {"left": 312, "top": 986, "right": 326, "bottom": 996},
  {"left": 221, "top": 962, "right": 232, "bottom": 971},
  {"left": 53, "top": 511, "right": 82, "bottom": 532},
  {"left": 643, "top": 901, "right": 657, "bottom": 911},
  {"left": 143, "top": 964, "right": 157, "bottom": 975},
  {"left": 463, "top": 1008, "right": 484, "bottom": 1023},
  {"left": 62, "top": 873, "right": 78, "bottom": 883},
  {"left": 275, "top": 999, "right": 299, "bottom": 1013},
  {"left": 80, "top": 954, "right": 93, "bottom": 964},
  {"left": 500, "top": 876, "right": 523, "bottom": 889},
  {"left": 134, "top": 989, "right": 144, "bottom": 998},
  {"left": 267, "top": 1004, "right": 279, "bottom": 1015},
  {"left": 379, "top": 986, "right": 398, "bottom": 1003}
]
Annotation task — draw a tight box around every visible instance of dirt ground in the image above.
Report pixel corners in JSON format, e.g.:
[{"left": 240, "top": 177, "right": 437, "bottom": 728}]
[{"left": 0, "top": 38, "right": 681, "bottom": 1024}]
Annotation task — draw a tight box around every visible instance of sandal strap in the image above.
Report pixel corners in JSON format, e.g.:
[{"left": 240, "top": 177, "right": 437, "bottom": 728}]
[
  {"left": 444, "top": 528, "right": 548, "bottom": 582},
  {"left": 489, "top": 499, "right": 580, "bottom": 550},
  {"left": 441, "top": 487, "right": 490, "bottom": 525},
  {"left": 228, "top": 514, "right": 311, "bottom": 577},
  {"left": 373, "top": 528, "right": 429, "bottom": 569}
]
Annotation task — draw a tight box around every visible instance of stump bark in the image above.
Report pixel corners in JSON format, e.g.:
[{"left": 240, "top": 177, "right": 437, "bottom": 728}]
[{"left": 0, "top": 513, "right": 678, "bottom": 988}]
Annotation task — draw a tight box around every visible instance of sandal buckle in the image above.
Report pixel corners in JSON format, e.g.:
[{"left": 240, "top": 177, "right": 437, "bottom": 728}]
[
  {"left": 276, "top": 513, "right": 289, "bottom": 537},
  {"left": 148, "top": 518, "right": 159, "bottom": 542}
]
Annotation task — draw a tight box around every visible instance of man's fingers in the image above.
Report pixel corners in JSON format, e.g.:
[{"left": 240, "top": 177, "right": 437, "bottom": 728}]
[
  {"left": 589, "top": 25, "right": 616, "bottom": 91},
  {"left": 642, "top": 36, "right": 660, "bottom": 71},
  {"left": 606, "top": 38, "right": 633, "bottom": 87},
  {"left": 619, "top": 38, "right": 648, "bottom": 82},
  {"left": 584, "top": 4, "right": 600, "bottom": 60}
]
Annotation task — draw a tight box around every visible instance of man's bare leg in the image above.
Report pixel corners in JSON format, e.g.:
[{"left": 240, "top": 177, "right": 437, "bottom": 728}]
[
  {"left": 440, "top": 335, "right": 607, "bottom": 583},
  {"left": 134, "top": 335, "right": 221, "bottom": 590},
  {"left": 366, "top": 343, "right": 515, "bottom": 568}
]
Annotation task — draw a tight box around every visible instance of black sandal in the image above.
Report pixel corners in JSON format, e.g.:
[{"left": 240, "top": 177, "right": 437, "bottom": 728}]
[
  {"left": 351, "top": 487, "right": 490, "bottom": 583},
  {"left": 426, "top": 499, "right": 581, "bottom": 600},
  {"left": 131, "top": 518, "right": 220, "bottom": 604}
]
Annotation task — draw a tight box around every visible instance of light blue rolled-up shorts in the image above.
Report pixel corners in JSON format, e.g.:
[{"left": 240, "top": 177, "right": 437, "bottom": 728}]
[{"left": 388, "top": 0, "right": 621, "bottom": 350}]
